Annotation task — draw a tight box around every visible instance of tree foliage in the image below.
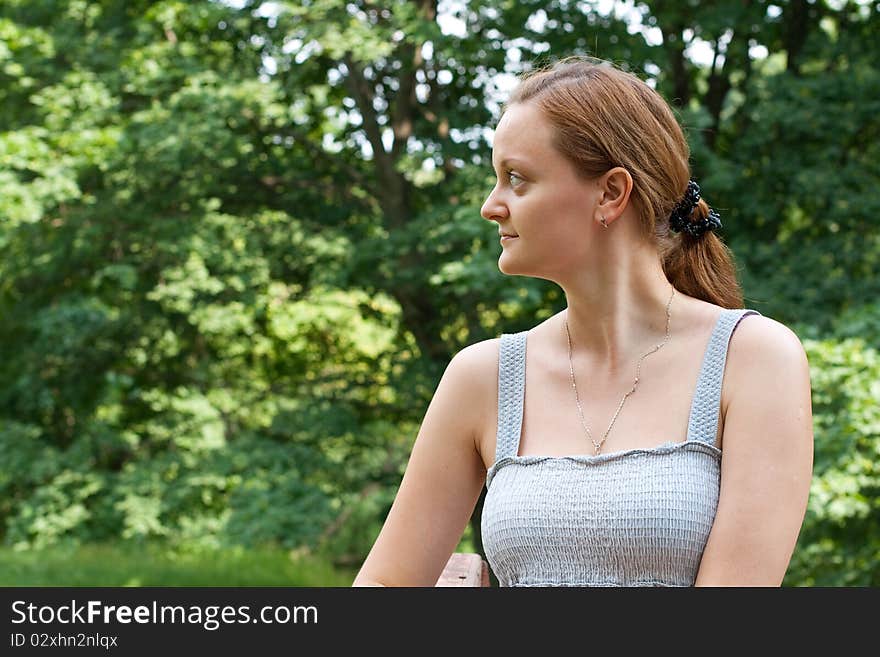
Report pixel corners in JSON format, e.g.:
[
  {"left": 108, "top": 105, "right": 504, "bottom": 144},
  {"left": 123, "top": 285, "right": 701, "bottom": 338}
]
[{"left": 0, "top": 0, "right": 877, "bottom": 584}]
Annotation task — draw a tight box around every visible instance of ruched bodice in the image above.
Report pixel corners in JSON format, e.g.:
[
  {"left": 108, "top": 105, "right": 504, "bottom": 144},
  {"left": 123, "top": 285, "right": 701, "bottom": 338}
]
[{"left": 480, "top": 308, "right": 761, "bottom": 587}]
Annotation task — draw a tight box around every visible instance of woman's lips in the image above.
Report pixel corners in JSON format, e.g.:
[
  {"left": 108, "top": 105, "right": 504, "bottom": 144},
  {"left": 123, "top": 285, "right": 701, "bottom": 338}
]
[{"left": 500, "top": 235, "right": 518, "bottom": 243}]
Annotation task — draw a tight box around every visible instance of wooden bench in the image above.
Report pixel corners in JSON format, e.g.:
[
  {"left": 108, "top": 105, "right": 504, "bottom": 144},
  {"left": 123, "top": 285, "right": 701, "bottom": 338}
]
[{"left": 435, "top": 552, "right": 491, "bottom": 587}]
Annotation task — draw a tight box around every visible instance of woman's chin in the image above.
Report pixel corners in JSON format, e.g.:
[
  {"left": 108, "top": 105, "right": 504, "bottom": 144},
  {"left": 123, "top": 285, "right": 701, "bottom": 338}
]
[
  {"left": 498, "top": 254, "right": 528, "bottom": 276},
  {"left": 498, "top": 254, "right": 554, "bottom": 281}
]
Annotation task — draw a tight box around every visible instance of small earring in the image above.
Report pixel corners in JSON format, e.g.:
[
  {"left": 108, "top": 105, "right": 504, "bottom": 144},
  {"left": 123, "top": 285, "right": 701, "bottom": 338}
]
[{"left": 600, "top": 216, "right": 608, "bottom": 229}]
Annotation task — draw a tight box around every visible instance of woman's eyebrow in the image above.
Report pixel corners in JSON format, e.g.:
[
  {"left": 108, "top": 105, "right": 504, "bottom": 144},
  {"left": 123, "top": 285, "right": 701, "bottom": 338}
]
[{"left": 492, "top": 156, "right": 529, "bottom": 170}]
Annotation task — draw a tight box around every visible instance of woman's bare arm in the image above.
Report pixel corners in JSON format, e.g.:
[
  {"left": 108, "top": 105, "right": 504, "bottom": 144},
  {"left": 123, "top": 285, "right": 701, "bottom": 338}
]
[
  {"left": 695, "top": 316, "right": 814, "bottom": 586},
  {"left": 351, "top": 340, "right": 496, "bottom": 586}
]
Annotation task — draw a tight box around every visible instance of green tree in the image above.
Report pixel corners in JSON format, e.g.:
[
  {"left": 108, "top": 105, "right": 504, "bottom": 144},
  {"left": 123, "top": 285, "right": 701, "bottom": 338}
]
[{"left": 1, "top": 0, "right": 877, "bottom": 584}]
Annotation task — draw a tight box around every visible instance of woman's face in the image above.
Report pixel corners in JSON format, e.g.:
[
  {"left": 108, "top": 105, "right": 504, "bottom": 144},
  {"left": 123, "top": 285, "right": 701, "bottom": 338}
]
[{"left": 480, "top": 101, "right": 600, "bottom": 280}]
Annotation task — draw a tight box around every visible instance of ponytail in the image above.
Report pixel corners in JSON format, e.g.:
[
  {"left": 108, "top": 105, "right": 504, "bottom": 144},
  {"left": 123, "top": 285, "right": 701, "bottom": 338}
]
[{"left": 660, "top": 199, "right": 745, "bottom": 309}]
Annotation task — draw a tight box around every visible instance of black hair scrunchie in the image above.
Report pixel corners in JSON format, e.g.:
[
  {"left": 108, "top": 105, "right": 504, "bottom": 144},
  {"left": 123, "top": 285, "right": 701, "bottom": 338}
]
[{"left": 669, "top": 180, "right": 723, "bottom": 238}]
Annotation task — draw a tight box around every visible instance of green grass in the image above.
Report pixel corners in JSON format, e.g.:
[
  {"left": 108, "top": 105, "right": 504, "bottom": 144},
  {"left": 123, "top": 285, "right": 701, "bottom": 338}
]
[{"left": 0, "top": 543, "right": 359, "bottom": 587}]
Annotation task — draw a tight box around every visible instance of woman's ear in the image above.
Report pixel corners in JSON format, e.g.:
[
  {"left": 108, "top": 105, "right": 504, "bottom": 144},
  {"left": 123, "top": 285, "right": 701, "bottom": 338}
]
[{"left": 597, "top": 167, "right": 633, "bottom": 222}]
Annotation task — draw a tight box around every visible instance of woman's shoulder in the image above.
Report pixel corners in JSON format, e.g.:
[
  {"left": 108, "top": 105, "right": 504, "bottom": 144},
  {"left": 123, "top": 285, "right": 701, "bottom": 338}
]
[
  {"left": 442, "top": 337, "right": 503, "bottom": 464},
  {"left": 448, "top": 335, "right": 502, "bottom": 379},
  {"left": 721, "top": 308, "right": 810, "bottom": 424},
  {"left": 687, "top": 298, "right": 795, "bottom": 348},
  {"left": 727, "top": 309, "right": 806, "bottom": 366},
  {"left": 693, "top": 301, "right": 805, "bottom": 381}
]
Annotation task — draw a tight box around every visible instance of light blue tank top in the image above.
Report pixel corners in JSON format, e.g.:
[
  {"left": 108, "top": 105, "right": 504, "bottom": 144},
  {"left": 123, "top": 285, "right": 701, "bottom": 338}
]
[{"left": 481, "top": 308, "right": 761, "bottom": 587}]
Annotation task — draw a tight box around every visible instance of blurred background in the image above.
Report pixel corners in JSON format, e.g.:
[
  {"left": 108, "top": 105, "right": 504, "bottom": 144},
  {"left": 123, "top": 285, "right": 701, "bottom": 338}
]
[{"left": 0, "top": 0, "right": 877, "bottom": 587}]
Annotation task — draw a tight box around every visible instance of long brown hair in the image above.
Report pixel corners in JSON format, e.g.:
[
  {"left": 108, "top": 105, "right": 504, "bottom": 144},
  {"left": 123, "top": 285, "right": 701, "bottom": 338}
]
[{"left": 503, "top": 55, "right": 744, "bottom": 309}]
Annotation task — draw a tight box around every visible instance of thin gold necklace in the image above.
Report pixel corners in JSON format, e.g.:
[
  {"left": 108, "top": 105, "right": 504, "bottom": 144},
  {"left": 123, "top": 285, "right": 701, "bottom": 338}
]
[{"left": 563, "top": 285, "right": 675, "bottom": 455}]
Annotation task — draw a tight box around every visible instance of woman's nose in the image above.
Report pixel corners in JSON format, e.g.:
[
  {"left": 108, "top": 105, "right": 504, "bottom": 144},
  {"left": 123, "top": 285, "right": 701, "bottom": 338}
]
[{"left": 480, "top": 187, "right": 507, "bottom": 222}]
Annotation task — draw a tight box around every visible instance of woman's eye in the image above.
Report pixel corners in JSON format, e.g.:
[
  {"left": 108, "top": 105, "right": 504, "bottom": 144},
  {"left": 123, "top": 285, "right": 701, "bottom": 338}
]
[{"left": 506, "top": 170, "right": 522, "bottom": 186}]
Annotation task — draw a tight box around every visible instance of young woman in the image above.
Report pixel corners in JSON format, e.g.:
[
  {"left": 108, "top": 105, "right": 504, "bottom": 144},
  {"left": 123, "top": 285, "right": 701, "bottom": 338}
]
[{"left": 352, "top": 56, "right": 814, "bottom": 587}]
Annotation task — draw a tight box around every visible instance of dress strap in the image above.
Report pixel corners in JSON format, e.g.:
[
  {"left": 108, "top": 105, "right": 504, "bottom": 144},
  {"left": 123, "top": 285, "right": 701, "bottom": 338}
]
[
  {"left": 686, "top": 308, "right": 762, "bottom": 447},
  {"left": 494, "top": 331, "right": 528, "bottom": 462}
]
